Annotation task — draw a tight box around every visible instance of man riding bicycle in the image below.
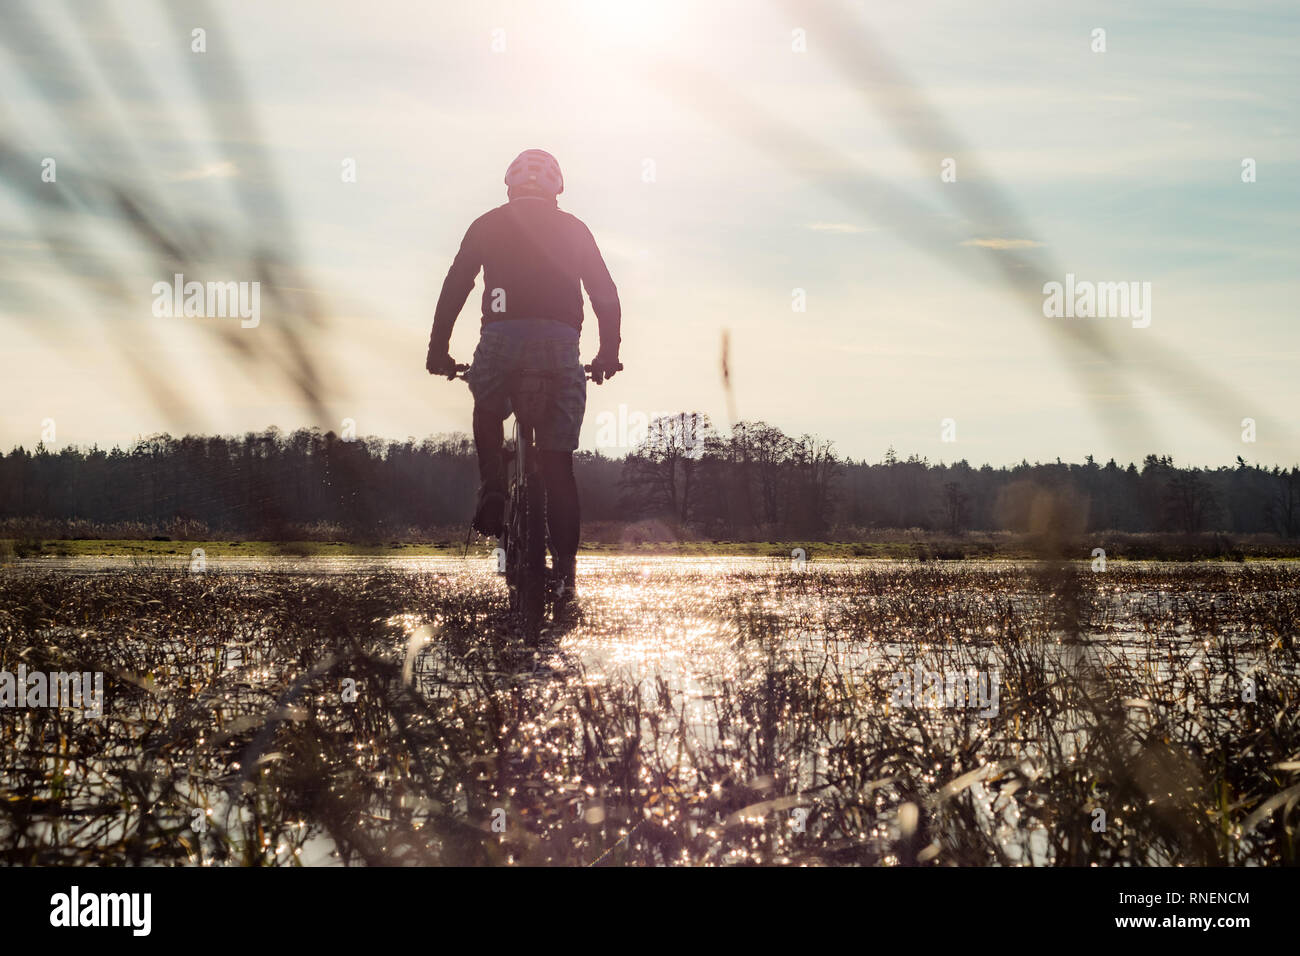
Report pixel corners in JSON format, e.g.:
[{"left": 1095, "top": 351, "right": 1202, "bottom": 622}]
[{"left": 425, "top": 149, "right": 621, "bottom": 601}]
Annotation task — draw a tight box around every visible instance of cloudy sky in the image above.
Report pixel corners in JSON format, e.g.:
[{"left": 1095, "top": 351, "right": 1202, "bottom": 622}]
[{"left": 1, "top": 0, "right": 1296, "bottom": 467}]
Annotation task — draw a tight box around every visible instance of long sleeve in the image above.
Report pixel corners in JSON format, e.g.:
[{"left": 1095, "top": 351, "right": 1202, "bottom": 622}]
[
  {"left": 580, "top": 226, "right": 621, "bottom": 357},
  {"left": 427, "top": 224, "right": 481, "bottom": 356}
]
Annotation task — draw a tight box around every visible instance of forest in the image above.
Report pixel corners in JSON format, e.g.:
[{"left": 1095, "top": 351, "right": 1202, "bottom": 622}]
[{"left": 2, "top": 415, "right": 1298, "bottom": 542}]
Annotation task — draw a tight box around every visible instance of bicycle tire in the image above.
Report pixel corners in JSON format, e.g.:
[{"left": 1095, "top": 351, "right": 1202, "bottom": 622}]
[
  {"left": 503, "top": 425, "right": 548, "bottom": 643},
  {"left": 503, "top": 443, "right": 524, "bottom": 614},
  {"left": 517, "top": 473, "right": 547, "bottom": 642}
]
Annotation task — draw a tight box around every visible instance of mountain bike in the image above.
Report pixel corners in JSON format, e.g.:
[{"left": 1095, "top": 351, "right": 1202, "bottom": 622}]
[{"left": 454, "top": 361, "right": 621, "bottom": 644}]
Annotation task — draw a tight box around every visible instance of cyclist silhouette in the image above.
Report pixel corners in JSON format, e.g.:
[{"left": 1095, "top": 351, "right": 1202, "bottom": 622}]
[{"left": 426, "top": 149, "right": 621, "bottom": 601}]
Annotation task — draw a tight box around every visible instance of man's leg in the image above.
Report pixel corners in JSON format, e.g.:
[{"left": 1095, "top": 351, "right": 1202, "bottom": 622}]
[
  {"left": 534, "top": 332, "right": 585, "bottom": 596},
  {"left": 539, "top": 449, "right": 579, "bottom": 590},
  {"left": 471, "top": 403, "right": 507, "bottom": 536},
  {"left": 472, "top": 403, "right": 505, "bottom": 486}
]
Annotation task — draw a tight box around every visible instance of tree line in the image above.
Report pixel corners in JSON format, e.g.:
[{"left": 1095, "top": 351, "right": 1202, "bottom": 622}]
[{"left": 2, "top": 417, "right": 1299, "bottom": 539}]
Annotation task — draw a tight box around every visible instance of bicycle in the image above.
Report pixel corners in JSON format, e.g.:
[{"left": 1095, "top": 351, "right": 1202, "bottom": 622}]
[{"left": 452, "top": 360, "right": 622, "bottom": 644}]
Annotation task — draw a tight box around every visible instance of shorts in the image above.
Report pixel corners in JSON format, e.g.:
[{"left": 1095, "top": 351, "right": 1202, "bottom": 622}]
[{"left": 464, "top": 319, "right": 587, "bottom": 452}]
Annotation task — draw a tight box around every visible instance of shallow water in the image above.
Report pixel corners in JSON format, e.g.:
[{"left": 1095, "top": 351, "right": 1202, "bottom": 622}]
[{"left": 4, "top": 557, "right": 1297, "bottom": 865}]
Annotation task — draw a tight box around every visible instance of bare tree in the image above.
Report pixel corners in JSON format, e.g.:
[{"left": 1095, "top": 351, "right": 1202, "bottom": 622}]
[
  {"left": 941, "top": 481, "right": 969, "bottom": 533},
  {"left": 1267, "top": 467, "right": 1300, "bottom": 537},
  {"left": 620, "top": 413, "right": 714, "bottom": 524}
]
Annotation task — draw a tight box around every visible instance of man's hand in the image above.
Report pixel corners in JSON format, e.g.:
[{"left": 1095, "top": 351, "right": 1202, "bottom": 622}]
[
  {"left": 426, "top": 350, "right": 459, "bottom": 379},
  {"left": 588, "top": 352, "right": 622, "bottom": 385}
]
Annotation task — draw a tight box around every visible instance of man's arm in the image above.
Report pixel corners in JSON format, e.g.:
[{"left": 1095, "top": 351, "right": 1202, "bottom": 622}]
[
  {"left": 427, "top": 223, "right": 481, "bottom": 361},
  {"left": 579, "top": 224, "right": 621, "bottom": 363}
]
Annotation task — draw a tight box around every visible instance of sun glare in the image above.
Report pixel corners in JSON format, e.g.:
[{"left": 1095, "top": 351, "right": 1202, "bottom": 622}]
[{"left": 576, "top": 0, "right": 680, "bottom": 50}]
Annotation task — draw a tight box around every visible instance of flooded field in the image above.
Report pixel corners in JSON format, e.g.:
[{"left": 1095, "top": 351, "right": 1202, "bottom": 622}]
[{"left": 1, "top": 557, "right": 1297, "bottom": 866}]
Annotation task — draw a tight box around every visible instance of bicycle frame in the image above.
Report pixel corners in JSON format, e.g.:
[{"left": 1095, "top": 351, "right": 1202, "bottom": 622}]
[
  {"left": 449, "top": 360, "right": 622, "bottom": 643},
  {"left": 503, "top": 371, "right": 555, "bottom": 642}
]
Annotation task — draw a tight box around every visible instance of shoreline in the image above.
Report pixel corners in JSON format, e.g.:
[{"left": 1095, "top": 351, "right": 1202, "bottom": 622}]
[{"left": 3, "top": 537, "right": 1299, "bottom": 562}]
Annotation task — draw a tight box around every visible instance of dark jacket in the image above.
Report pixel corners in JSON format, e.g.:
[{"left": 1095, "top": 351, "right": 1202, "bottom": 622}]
[{"left": 427, "top": 197, "right": 621, "bottom": 357}]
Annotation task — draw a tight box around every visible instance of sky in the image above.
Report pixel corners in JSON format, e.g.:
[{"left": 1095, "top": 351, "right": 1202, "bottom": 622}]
[{"left": 1, "top": 0, "right": 1297, "bottom": 468}]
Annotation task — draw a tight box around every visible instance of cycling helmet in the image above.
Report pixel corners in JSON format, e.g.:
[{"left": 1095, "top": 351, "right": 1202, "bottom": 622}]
[{"left": 504, "top": 149, "right": 564, "bottom": 196}]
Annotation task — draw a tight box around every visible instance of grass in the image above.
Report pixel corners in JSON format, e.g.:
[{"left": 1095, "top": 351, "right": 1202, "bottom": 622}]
[
  {"left": 0, "top": 536, "right": 952, "bottom": 561},
  {"left": 4, "top": 530, "right": 1298, "bottom": 561},
  {"left": 0, "top": 559, "right": 1297, "bottom": 865},
  {"left": 0, "top": 538, "right": 468, "bottom": 559}
]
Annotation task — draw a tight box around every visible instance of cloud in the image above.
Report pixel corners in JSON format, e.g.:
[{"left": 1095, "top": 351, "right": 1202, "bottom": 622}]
[
  {"left": 960, "top": 238, "right": 1045, "bottom": 250},
  {"left": 0, "top": 239, "right": 49, "bottom": 252},
  {"left": 169, "top": 161, "right": 239, "bottom": 182},
  {"left": 806, "top": 222, "right": 868, "bottom": 234}
]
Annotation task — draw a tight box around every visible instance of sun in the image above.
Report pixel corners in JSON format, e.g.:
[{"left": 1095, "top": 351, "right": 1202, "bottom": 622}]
[{"left": 576, "top": 0, "right": 680, "bottom": 50}]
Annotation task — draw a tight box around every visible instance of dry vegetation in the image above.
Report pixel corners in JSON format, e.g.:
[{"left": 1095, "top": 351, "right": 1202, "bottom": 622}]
[{"left": 0, "top": 560, "right": 1296, "bottom": 865}]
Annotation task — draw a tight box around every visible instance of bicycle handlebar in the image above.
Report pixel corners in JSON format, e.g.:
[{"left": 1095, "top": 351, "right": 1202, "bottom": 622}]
[
  {"left": 445, "top": 362, "right": 623, "bottom": 382},
  {"left": 442, "top": 363, "right": 471, "bottom": 382}
]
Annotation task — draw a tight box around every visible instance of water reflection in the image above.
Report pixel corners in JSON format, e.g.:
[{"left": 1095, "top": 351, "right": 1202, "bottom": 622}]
[{"left": 1, "top": 558, "right": 1296, "bottom": 865}]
